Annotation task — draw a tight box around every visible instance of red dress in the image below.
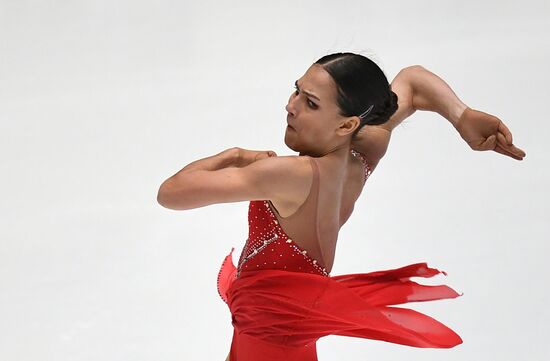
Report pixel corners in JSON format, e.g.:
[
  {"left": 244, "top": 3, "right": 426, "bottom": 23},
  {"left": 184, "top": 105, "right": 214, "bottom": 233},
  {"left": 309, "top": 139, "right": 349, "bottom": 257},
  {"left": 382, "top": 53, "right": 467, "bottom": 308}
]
[{"left": 217, "top": 153, "right": 463, "bottom": 361}]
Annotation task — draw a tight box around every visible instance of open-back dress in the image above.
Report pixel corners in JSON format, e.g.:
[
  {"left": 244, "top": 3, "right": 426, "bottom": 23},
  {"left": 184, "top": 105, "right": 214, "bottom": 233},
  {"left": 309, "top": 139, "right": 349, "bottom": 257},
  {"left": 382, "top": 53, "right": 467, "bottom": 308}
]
[{"left": 217, "top": 149, "right": 463, "bottom": 361}]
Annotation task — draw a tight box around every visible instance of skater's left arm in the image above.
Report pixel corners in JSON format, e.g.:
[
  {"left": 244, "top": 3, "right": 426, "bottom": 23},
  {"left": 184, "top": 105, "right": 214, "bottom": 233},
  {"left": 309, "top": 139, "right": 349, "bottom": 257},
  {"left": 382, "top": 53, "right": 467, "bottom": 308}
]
[{"left": 352, "top": 65, "right": 525, "bottom": 164}]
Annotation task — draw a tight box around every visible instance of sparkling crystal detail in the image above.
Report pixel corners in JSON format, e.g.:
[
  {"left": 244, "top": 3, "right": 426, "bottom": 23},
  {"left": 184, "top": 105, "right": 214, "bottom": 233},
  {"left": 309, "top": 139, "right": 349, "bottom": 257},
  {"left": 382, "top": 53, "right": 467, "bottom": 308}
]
[
  {"left": 350, "top": 149, "right": 372, "bottom": 182},
  {"left": 236, "top": 200, "right": 330, "bottom": 278}
]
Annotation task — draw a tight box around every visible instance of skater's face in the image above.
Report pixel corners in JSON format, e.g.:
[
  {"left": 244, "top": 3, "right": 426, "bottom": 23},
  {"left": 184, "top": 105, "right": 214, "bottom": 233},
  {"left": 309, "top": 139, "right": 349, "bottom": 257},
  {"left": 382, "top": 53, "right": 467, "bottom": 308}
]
[{"left": 284, "top": 64, "right": 360, "bottom": 156}]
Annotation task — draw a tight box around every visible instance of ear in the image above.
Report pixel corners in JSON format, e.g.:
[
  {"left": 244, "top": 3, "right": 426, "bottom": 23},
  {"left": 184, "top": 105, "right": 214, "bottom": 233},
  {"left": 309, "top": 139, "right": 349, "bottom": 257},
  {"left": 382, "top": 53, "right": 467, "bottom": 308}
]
[{"left": 336, "top": 116, "right": 361, "bottom": 137}]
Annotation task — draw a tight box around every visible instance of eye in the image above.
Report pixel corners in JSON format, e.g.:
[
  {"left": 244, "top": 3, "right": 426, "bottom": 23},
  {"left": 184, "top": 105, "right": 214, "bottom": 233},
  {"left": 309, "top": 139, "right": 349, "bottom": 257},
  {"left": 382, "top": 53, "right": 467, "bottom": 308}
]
[{"left": 294, "top": 85, "right": 318, "bottom": 109}]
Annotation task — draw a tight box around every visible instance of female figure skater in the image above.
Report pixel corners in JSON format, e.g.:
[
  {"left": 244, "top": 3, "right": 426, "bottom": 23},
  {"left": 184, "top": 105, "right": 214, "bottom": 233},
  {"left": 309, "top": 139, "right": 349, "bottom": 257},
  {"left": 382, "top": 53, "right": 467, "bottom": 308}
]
[{"left": 157, "top": 53, "right": 525, "bottom": 361}]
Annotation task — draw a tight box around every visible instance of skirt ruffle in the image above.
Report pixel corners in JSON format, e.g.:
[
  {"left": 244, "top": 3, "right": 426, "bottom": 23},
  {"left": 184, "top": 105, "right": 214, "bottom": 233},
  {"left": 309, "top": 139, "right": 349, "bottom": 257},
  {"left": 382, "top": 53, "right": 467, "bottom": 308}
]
[{"left": 218, "top": 247, "right": 463, "bottom": 352}]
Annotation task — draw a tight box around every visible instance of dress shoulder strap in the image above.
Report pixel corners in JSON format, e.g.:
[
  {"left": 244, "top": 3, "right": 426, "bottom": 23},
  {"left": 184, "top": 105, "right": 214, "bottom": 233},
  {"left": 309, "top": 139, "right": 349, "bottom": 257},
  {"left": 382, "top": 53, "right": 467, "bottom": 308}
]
[{"left": 350, "top": 149, "right": 373, "bottom": 182}]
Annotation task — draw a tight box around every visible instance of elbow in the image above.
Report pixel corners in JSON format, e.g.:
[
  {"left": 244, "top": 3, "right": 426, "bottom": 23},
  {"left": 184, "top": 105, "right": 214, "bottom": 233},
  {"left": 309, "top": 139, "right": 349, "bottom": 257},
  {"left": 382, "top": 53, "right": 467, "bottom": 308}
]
[
  {"left": 157, "top": 187, "right": 168, "bottom": 208},
  {"left": 157, "top": 178, "right": 202, "bottom": 211},
  {"left": 403, "top": 64, "right": 426, "bottom": 72},
  {"left": 396, "top": 65, "right": 426, "bottom": 81},
  {"left": 157, "top": 179, "right": 186, "bottom": 210},
  {"left": 157, "top": 180, "right": 172, "bottom": 209}
]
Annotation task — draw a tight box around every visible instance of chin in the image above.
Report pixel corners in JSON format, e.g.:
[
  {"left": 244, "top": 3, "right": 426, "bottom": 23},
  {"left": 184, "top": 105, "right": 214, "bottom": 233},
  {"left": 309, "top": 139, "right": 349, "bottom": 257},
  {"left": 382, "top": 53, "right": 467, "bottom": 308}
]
[{"left": 284, "top": 135, "right": 300, "bottom": 153}]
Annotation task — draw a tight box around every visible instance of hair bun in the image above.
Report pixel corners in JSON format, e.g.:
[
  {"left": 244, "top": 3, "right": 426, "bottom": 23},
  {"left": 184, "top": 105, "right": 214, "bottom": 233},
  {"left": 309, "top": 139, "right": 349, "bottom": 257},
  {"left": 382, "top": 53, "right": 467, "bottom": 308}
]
[
  {"left": 314, "top": 52, "right": 399, "bottom": 135},
  {"left": 364, "top": 90, "right": 399, "bottom": 126}
]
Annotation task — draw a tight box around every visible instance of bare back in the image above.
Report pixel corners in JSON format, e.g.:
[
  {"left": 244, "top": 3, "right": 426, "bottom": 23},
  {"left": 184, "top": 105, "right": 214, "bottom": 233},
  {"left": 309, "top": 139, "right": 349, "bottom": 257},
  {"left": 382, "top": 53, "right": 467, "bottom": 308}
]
[{"left": 268, "top": 149, "right": 369, "bottom": 274}]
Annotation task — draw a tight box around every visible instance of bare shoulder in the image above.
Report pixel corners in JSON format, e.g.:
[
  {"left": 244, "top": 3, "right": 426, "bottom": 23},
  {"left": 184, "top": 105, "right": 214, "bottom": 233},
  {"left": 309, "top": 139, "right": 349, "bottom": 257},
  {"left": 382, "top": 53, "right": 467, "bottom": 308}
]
[
  {"left": 350, "top": 125, "right": 391, "bottom": 171},
  {"left": 245, "top": 154, "right": 313, "bottom": 203}
]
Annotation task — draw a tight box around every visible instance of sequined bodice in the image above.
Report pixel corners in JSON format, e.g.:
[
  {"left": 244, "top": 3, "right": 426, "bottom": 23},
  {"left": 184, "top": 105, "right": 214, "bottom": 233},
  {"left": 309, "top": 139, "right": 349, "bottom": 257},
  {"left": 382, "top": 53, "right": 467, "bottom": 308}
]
[
  {"left": 236, "top": 150, "right": 372, "bottom": 278},
  {"left": 236, "top": 200, "right": 329, "bottom": 278}
]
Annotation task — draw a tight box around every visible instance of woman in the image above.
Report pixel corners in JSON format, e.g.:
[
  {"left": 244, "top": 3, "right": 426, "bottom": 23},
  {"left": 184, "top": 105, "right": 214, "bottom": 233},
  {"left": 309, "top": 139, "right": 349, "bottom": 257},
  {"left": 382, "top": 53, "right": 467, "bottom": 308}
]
[{"left": 157, "top": 53, "right": 525, "bottom": 361}]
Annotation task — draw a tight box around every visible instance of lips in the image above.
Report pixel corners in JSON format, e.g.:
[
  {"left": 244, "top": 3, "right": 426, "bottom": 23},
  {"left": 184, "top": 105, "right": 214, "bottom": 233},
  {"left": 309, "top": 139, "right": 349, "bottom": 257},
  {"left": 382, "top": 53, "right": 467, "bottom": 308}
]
[{"left": 286, "top": 115, "right": 294, "bottom": 129}]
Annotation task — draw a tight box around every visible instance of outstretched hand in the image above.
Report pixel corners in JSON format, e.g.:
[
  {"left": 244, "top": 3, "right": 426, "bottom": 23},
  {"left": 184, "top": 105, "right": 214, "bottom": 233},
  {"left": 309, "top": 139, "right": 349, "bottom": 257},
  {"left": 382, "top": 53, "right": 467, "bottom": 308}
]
[{"left": 454, "top": 107, "right": 526, "bottom": 160}]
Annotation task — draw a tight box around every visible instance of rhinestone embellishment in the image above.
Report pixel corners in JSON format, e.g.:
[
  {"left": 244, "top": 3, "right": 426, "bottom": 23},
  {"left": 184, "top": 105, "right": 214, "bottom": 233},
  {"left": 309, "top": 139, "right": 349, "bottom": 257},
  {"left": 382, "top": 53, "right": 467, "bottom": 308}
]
[
  {"left": 235, "top": 200, "right": 330, "bottom": 279},
  {"left": 350, "top": 149, "right": 373, "bottom": 182},
  {"left": 237, "top": 233, "right": 279, "bottom": 278}
]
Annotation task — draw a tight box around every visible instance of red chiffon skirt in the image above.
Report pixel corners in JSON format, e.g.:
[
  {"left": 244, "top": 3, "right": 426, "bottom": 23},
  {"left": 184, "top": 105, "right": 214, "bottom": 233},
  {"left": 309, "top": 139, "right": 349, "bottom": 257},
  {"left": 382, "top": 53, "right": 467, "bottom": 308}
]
[{"left": 218, "top": 248, "right": 463, "bottom": 360}]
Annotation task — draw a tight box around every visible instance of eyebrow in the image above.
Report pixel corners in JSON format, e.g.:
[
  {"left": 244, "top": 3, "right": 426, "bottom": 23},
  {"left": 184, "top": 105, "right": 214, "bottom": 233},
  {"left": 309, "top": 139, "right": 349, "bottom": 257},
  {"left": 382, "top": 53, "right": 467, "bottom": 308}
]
[{"left": 295, "top": 80, "right": 321, "bottom": 101}]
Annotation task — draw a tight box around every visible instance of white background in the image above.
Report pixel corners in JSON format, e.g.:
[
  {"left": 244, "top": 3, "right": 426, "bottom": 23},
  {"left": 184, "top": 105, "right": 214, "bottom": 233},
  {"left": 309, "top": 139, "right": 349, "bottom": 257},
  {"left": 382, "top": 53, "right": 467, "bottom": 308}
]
[{"left": 1, "top": 1, "right": 548, "bottom": 360}]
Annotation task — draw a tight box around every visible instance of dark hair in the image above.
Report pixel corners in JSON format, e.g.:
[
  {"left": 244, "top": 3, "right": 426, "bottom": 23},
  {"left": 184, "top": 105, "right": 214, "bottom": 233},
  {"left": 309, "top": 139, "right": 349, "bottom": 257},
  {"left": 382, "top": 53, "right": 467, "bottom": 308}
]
[{"left": 315, "top": 52, "right": 398, "bottom": 137}]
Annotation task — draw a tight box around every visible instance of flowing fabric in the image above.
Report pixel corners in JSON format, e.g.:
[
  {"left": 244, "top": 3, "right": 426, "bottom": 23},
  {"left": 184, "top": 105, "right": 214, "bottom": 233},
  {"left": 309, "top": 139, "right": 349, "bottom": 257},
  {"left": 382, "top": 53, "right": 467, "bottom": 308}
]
[
  {"left": 218, "top": 247, "right": 463, "bottom": 361},
  {"left": 216, "top": 155, "right": 463, "bottom": 360}
]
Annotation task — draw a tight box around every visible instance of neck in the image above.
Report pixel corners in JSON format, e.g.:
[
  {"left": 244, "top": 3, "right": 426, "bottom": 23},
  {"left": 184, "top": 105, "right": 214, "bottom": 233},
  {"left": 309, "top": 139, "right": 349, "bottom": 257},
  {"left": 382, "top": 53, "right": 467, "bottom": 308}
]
[{"left": 299, "top": 141, "right": 353, "bottom": 160}]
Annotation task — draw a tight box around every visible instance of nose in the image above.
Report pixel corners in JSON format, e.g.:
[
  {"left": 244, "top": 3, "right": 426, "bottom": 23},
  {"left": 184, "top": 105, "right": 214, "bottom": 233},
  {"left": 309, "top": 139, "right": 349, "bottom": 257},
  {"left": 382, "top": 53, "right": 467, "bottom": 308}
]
[
  {"left": 285, "top": 103, "right": 294, "bottom": 116},
  {"left": 286, "top": 94, "right": 297, "bottom": 116}
]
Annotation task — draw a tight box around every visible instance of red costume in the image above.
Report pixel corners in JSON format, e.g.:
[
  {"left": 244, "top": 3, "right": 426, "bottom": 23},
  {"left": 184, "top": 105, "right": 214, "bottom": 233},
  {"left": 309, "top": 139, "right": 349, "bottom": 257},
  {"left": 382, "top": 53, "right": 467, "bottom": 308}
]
[{"left": 217, "top": 153, "right": 462, "bottom": 360}]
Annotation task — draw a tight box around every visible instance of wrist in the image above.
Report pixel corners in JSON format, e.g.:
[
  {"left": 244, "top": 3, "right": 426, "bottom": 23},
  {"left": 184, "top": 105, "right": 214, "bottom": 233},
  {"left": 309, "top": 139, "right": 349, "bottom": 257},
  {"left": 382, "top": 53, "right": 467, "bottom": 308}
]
[{"left": 447, "top": 102, "right": 469, "bottom": 129}]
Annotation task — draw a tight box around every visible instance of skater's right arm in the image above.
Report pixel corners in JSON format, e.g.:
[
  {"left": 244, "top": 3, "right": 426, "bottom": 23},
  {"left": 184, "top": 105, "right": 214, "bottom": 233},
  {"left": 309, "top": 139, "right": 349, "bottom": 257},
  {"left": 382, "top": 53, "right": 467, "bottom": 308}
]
[{"left": 157, "top": 150, "right": 311, "bottom": 211}]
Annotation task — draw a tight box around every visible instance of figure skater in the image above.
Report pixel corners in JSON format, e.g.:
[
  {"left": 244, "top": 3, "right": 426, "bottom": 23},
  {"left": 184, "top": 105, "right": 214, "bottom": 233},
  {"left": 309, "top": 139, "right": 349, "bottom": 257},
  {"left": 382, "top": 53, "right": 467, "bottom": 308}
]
[{"left": 157, "top": 52, "right": 525, "bottom": 361}]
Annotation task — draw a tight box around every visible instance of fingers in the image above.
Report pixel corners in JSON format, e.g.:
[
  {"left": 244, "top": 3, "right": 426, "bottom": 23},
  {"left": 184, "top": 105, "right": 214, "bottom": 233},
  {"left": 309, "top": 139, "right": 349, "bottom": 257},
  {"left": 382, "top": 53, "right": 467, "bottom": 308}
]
[
  {"left": 478, "top": 134, "right": 497, "bottom": 151},
  {"left": 497, "top": 131, "right": 526, "bottom": 158},
  {"left": 253, "top": 150, "right": 277, "bottom": 161},
  {"left": 500, "top": 142, "right": 526, "bottom": 159},
  {"left": 512, "top": 145, "right": 526, "bottom": 157},
  {"left": 493, "top": 134, "right": 526, "bottom": 160},
  {"left": 505, "top": 142, "right": 526, "bottom": 158},
  {"left": 458, "top": 109, "right": 525, "bottom": 160},
  {"left": 494, "top": 118, "right": 526, "bottom": 159},
  {"left": 255, "top": 149, "right": 277, "bottom": 157},
  {"left": 475, "top": 133, "right": 526, "bottom": 160},
  {"left": 497, "top": 120, "right": 513, "bottom": 145},
  {"left": 496, "top": 132, "right": 509, "bottom": 148},
  {"left": 494, "top": 143, "right": 522, "bottom": 160}
]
